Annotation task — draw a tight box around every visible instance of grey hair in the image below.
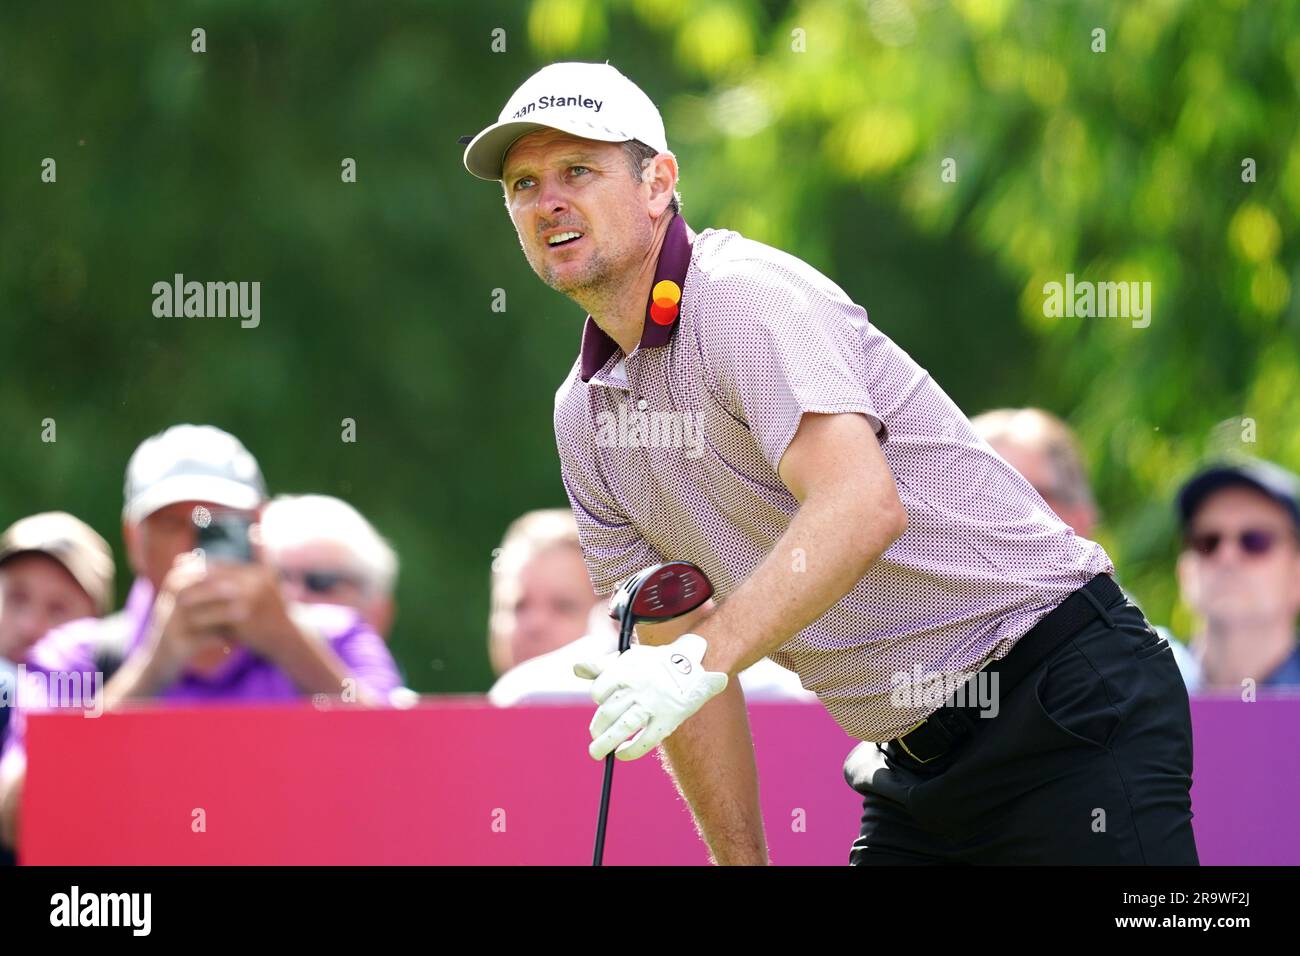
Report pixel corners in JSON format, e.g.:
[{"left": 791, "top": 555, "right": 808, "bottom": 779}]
[
  {"left": 621, "top": 140, "right": 682, "bottom": 214},
  {"left": 260, "top": 494, "right": 399, "bottom": 595}
]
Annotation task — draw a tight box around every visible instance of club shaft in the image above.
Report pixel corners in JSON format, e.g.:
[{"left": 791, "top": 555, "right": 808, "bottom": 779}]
[
  {"left": 592, "top": 615, "right": 639, "bottom": 866},
  {"left": 592, "top": 754, "right": 615, "bottom": 865}
]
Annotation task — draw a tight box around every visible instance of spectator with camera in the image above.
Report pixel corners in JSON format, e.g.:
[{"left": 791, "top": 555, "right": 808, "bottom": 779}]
[{"left": 0, "top": 424, "right": 401, "bottom": 853}]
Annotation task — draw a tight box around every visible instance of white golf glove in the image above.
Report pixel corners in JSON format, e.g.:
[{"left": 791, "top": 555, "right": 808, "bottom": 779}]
[{"left": 574, "top": 633, "right": 729, "bottom": 762}]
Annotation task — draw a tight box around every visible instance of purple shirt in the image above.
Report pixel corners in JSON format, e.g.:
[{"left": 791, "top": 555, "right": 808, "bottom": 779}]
[
  {"left": 555, "top": 214, "right": 1114, "bottom": 742},
  {"left": 0, "top": 577, "right": 402, "bottom": 771}
]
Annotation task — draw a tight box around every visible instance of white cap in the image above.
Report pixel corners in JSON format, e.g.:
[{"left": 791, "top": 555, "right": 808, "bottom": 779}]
[
  {"left": 122, "top": 424, "right": 267, "bottom": 524},
  {"left": 462, "top": 61, "right": 668, "bottom": 181}
]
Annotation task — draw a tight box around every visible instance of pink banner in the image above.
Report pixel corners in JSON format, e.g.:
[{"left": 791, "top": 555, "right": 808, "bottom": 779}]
[{"left": 18, "top": 696, "right": 1299, "bottom": 864}]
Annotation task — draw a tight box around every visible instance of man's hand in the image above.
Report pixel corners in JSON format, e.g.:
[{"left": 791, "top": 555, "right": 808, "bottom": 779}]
[
  {"left": 175, "top": 561, "right": 300, "bottom": 662},
  {"left": 142, "top": 553, "right": 234, "bottom": 685},
  {"left": 575, "top": 633, "right": 729, "bottom": 761}
]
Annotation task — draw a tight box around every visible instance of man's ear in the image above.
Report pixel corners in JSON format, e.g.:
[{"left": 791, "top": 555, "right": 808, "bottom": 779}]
[
  {"left": 370, "top": 596, "right": 395, "bottom": 640},
  {"left": 646, "top": 151, "right": 678, "bottom": 217},
  {"left": 122, "top": 520, "right": 143, "bottom": 577},
  {"left": 1175, "top": 550, "right": 1198, "bottom": 604}
]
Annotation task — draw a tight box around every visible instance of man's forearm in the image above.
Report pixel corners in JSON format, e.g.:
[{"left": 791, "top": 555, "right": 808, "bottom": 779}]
[
  {"left": 103, "top": 648, "right": 178, "bottom": 709},
  {"left": 634, "top": 604, "right": 768, "bottom": 865},
  {"left": 649, "top": 487, "right": 890, "bottom": 866},
  {"left": 658, "top": 679, "right": 769, "bottom": 865},
  {"left": 267, "top": 620, "right": 368, "bottom": 700},
  {"left": 699, "top": 484, "right": 905, "bottom": 676}
]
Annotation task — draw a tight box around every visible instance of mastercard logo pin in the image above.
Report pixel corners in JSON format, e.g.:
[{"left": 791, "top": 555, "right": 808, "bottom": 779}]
[{"left": 649, "top": 279, "right": 681, "bottom": 326}]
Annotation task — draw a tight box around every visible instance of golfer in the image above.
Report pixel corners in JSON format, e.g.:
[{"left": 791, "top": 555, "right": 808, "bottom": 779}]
[{"left": 461, "top": 62, "right": 1197, "bottom": 865}]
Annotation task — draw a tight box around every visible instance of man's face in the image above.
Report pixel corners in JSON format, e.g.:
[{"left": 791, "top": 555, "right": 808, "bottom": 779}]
[
  {"left": 125, "top": 500, "right": 259, "bottom": 592},
  {"left": 1178, "top": 486, "right": 1300, "bottom": 626},
  {"left": 268, "top": 538, "right": 391, "bottom": 637},
  {"left": 501, "top": 129, "right": 655, "bottom": 297},
  {"left": 0, "top": 553, "right": 97, "bottom": 662},
  {"left": 508, "top": 545, "right": 600, "bottom": 668}
]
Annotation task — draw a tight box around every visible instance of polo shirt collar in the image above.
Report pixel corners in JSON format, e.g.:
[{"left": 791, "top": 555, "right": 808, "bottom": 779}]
[{"left": 579, "top": 214, "right": 693, "bottom": 383}]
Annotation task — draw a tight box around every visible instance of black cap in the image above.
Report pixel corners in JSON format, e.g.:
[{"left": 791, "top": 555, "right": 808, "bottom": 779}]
[{"left": 1177, "top": 459, "right": 1300, "bottom": 530}]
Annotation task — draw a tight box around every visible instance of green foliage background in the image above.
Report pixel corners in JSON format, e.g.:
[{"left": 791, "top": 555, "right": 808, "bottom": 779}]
[{"left": 2, "top": 0, "right": 1297, "bottom": 690}]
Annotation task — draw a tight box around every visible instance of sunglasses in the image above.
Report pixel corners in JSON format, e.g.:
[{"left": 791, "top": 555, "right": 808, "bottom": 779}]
[
  {"left": 278, "top": 568, "right": 367, "bottom": 594},
  {"left": 1184, "top": 529, "right": 1291, "bottom": 558}
]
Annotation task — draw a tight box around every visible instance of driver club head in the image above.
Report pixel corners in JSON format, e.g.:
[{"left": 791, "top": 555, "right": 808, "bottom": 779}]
[
  {"left": 592, "top": 560, "right": 713, "bottom": 867},
  {"left": 608, "top": 561, "right": 714, "bottom": 627}
]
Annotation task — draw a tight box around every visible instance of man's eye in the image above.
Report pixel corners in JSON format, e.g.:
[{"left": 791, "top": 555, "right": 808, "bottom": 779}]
[
  {"left": 570, "top": 166, "right": 590, "bottom": 177},
  {"left": 513, "top": 176, "right": 535, "bottom": 191}
]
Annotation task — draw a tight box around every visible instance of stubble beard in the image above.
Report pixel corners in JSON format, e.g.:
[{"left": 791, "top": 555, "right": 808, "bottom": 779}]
[
  {"left": 538, "top": 243, "right": 614, "bottom": 298},
  {"left": 533, "top": 239, "right": 635, "bottom": 321}
]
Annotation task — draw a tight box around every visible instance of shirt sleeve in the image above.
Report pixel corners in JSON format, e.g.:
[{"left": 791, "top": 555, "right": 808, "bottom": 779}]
[
  {"left": 559, "top": 455, "right": 662, "bottom": 598},
  {"left": 693, "top": 258, "right": 886, "bottom": 476},
  {"left": 334, "top": 627, "right": 403, "bottom": 700},
  {"left": 300, "top": 604, "right": 404, "bottom": 700},
  {"left": 0, "top": 620, "right": 102, "bottom": 775}
]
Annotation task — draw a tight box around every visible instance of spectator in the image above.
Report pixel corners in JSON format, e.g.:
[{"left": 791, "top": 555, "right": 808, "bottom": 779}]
[
  {"left": 970, "top": 407, "right": 1098, "bottom": 538},
  {"left": 0, "top": 512, "right": 113, "bottom": 867},
  {"left": 487, "top": 509, "right": 814, "bottom": 705},
  {"left": 260, "top": 494, "right": 399, "bottom": 639},
  {"left": 0, "top": 512, "right": 115, "bottom": 744},
  {"left": 488, "top": 509, "right": 602, "bottom": 676},
  {"left": 1173, "top": 459, "right": 1300, "bottom": 692},
  {"left": 0, "top": 424, "right": 402, "bottom": 853}
]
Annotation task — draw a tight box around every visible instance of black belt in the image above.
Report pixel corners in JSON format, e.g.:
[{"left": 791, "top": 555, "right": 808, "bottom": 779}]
[{"left": 886, "top": 573, "right": 1124, "bottom": 765}]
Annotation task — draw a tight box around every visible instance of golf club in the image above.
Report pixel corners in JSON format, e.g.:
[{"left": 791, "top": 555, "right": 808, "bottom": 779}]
[{"left": 592, "top": 560, "right": 714, "bottom": 866}]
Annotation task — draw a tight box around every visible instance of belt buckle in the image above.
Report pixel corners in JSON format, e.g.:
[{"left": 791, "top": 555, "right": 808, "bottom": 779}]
[
  {"left": 894, "top": 707, "right": 972, "bottom": 765},
  {"left": 894, "top": 719, "right": 941, "bottom": 765}
]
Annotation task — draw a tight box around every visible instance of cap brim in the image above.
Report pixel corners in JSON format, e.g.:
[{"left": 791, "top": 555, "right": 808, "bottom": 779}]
[
  {"left": 462, "top": 118, "right": 633, "bottom": 181},
  {"left": 124, "top": 475, "right": 264, "bottom": 524},
  {"left": 0, "top": 547, "right": 113, "bottom": 615},
  {"left": 1177, "top": 466, "right": 1299, "bottom": 527}
]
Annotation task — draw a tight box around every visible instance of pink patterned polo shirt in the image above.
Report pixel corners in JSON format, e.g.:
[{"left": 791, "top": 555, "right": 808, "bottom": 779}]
[{"left": 554, "top": 213, "right": 1113, "bottom": 742}]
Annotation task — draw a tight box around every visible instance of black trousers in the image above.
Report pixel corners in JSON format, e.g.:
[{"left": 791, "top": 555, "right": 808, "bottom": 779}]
[{"left": 846, "top": 593, "right": 1198, "bottom": 865}]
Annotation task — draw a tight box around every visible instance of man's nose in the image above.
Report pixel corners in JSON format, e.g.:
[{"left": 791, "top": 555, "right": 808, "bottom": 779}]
[
  {"left": 516, "top": 605, "right": 541, "bottom": 631},
  {"left": 1209, "top": 539, "right": 1249, "bottom": 566},
  {"left": 536, "top": 173, "right": 570, "bottom": 215}
]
